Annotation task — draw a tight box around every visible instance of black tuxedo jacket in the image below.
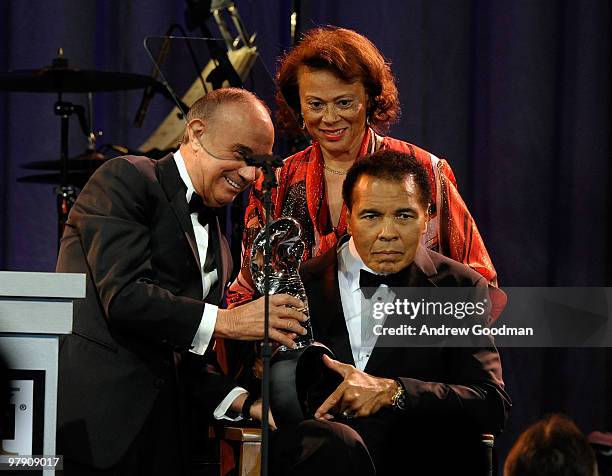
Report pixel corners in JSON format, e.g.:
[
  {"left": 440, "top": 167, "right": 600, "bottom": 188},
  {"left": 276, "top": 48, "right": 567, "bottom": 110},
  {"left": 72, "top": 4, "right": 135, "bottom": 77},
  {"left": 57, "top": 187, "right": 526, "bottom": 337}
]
[
  {"left": 56, "top": 155, "right": 236, "bottom": 468},
  {"left": 300, "top": 243, "right": 511, "bottom": 435}
]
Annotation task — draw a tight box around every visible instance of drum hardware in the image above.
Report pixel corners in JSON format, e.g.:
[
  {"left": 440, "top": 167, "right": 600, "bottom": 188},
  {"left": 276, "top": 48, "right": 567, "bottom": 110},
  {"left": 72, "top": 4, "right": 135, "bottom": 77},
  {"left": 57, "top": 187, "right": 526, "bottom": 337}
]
[
  {"left": 21, "top": 151, "right": 108, "bottom": 172},
  {"left": 1, "top": 48, "right": 171, "bottom": 249},
  {"left": 17, "top": 172, "right": 94, "bottom": 187}
]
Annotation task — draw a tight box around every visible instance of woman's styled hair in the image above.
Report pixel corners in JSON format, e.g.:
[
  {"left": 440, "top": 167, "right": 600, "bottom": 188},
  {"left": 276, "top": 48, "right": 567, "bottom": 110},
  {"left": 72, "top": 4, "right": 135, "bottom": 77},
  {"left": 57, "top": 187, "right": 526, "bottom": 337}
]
[{"left": 276, "top": 26, "right": 400, "bottom": 134}]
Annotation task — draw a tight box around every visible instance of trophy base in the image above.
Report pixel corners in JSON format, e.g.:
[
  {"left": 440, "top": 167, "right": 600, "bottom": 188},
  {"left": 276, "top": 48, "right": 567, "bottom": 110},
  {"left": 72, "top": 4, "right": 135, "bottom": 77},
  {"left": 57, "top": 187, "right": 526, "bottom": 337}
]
[{"left": 269, "top": 342, "right": 343, "bottom": 428}]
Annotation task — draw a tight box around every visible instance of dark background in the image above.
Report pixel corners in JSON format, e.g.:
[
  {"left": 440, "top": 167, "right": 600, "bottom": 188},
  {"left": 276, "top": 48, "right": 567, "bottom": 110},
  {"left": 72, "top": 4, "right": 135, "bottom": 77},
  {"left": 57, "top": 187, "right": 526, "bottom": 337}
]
[{"left": 0, "top": 0, "right": 610, "bottom": 471}]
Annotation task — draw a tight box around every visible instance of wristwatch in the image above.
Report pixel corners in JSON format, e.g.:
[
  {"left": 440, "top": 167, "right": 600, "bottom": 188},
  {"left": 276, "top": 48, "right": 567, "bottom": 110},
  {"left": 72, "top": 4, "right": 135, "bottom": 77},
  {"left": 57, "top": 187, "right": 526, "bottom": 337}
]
[{"left": 391, "top": 380, "right": 407, "bottom": 411}]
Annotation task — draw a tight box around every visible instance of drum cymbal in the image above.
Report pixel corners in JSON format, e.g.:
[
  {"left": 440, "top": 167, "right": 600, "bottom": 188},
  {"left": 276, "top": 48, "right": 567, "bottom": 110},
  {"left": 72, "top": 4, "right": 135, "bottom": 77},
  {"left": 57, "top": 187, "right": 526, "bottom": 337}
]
[
  {"left": 22, "top": 151, "right": 108, "bottom": 171},
  {"left": 0, "top": 68, "right": 158, "bottom": 93},
  {"left": 17, "top": 172, "right": 91, "bottom": 186}
]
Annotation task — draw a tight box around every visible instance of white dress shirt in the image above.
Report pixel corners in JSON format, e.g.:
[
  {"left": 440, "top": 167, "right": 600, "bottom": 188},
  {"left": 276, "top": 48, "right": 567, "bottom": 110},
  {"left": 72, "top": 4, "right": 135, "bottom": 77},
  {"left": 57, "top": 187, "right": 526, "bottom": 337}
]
[
  {"left": 337, "top": 237, "right": 396, "bottom": 371},
  {"left": 174, "top": 151, "right": 246, "bottom": 420}
]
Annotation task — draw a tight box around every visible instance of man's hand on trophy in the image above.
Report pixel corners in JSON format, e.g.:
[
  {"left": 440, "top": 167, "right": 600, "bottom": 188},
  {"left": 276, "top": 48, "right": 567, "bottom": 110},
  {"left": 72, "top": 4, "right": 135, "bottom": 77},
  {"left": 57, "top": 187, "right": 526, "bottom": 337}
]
[
  {"left": 314, "top": 355, "right": 398, "bottom": 420},
  {"left": 215, "top": 294, "right": 308, "bottom": 349}
]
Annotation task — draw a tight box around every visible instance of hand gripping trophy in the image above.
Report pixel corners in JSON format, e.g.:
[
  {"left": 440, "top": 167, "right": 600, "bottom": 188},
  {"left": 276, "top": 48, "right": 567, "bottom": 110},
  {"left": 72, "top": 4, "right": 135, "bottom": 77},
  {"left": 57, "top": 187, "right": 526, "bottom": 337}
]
[{"left": 250, "top": 217, "right": 341, "bottom": 427}]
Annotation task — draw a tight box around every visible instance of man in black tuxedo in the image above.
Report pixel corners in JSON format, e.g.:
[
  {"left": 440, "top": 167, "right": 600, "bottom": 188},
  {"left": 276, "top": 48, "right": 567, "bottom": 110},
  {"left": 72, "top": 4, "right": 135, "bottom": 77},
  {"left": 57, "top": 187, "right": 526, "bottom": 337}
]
[
  {"left": 56, "top": 88, "right": 308, "bottom": 475},
  {"left": 271, "top": 149, "right": 511, "bottom": 475}
]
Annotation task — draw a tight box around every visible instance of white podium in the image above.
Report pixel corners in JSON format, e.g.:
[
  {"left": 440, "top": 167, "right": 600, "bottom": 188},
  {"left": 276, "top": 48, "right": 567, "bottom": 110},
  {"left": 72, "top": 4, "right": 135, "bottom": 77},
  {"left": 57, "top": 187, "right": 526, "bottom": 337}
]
[{"left": 0, "top": 271, "right": 85, "bottom": 475}]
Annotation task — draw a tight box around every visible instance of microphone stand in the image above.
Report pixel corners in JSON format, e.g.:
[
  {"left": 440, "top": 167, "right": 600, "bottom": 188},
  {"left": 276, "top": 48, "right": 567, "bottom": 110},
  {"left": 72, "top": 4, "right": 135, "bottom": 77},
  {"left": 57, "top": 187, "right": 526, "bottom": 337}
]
[{"left": 245, "top": 154, "right": 283, "bottom": 476}]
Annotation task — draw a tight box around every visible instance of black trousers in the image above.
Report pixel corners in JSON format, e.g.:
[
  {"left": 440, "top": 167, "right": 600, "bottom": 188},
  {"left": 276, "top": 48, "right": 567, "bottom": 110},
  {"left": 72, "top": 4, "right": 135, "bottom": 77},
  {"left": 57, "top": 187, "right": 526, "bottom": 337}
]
[
  {"left": 270, "top": 419, "right": 376, "bottom": 476},
  {"left": 270, "top": 409, "right": 488, "bottom": 476}
]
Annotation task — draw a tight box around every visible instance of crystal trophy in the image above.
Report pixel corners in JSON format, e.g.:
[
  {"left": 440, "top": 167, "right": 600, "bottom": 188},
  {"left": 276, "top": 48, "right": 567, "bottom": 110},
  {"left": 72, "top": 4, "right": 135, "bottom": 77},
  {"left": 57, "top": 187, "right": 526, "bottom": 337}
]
[{"left": 250, "top": 217, "right": 341, "bottom": 427}]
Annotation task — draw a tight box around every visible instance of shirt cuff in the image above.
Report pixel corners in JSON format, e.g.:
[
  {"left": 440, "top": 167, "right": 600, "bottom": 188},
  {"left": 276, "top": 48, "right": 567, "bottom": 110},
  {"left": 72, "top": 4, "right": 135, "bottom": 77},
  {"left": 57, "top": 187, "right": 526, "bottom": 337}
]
[
  {"left": 189, "top": 303, "right": 218, "bottom": 355},
  {"left": 213, "top": 387, "right": 248, "bottom": 421}
]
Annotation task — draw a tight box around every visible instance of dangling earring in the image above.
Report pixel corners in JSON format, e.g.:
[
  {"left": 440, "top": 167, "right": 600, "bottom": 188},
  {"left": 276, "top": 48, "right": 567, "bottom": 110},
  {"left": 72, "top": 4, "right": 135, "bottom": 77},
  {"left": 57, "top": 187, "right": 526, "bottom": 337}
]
[
  {"left": 299, "top": 113, "right": 305, "bottom": 129},
  {"left": 366, "top": 115, "right": 371, "bottom": 126}
]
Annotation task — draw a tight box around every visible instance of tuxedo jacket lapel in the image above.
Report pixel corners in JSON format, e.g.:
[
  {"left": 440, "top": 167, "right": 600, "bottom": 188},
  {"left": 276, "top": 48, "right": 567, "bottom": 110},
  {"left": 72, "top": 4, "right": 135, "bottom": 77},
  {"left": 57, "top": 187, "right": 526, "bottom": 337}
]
[
  {"left": 156, "top": 154, "right": 202, "bottom": 272},
  {"left": 304, "top": 251, "right": 355, "bottom": 367},
  {"left": 206, "top": 218, "right": 226, "bottom": 304},
  {"left": 156, "top": 154, "right": 233, "bottom": 305}
]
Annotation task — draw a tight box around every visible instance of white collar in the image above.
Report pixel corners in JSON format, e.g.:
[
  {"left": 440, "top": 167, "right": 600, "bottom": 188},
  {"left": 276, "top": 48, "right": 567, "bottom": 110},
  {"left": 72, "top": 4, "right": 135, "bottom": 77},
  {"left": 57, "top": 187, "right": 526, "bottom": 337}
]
[
  {"left": 173, "top": 149, "right": 196, "bottom": 203},
  {"left": 337, "top": 237, "right": 380, "bottom": 293}
]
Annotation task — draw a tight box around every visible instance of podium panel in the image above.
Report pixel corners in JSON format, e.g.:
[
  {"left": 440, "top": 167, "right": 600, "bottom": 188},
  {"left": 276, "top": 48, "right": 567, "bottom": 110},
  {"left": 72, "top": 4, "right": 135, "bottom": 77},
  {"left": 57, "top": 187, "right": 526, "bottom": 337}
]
[{"left": 0, "top": 271, "right": 85, "bottom": 475}]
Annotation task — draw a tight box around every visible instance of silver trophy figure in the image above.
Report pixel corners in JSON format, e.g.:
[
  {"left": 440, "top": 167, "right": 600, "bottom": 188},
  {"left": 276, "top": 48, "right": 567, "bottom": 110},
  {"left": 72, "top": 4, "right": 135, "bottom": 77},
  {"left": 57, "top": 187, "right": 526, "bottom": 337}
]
[
  {"left": 250, "top": 217, "right": 341, "bottom": 427},
  {"left": 250, "top": 217, "right": 313, "bottom": 350}
]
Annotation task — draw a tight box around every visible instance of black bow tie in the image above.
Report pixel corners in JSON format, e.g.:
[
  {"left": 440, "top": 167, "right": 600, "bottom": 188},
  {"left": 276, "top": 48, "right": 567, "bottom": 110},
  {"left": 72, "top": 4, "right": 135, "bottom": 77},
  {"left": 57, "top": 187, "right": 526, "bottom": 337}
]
[
  {"left": 188, "top": 193, "right": 216, "bottom": 226},
  {"left": 359, "top": 268, "right": 408, "bottom": 298}
]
